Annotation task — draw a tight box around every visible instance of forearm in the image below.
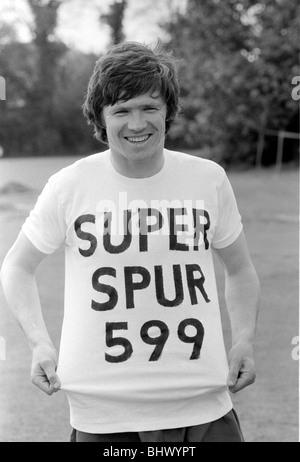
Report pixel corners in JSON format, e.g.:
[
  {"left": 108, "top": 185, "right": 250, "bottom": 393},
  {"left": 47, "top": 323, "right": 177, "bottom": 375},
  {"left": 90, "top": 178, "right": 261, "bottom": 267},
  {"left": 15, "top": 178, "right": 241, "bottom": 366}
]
[
  {"left": 224, "top": 264, "right": 260, "bottom": 347},
  {"left": 0, "top": 261, "right": 54, "bottom": 351}
]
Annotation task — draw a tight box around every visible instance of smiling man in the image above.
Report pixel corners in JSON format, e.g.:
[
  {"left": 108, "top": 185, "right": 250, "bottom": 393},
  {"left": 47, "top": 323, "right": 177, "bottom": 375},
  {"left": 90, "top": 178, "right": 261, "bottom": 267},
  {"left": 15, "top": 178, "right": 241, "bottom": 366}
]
[
  {"left": 102, "top": 91, "right": 166, "bottom": 177},
  {"left": 0, "top": 42, "right": 260, "bottom": 443}
]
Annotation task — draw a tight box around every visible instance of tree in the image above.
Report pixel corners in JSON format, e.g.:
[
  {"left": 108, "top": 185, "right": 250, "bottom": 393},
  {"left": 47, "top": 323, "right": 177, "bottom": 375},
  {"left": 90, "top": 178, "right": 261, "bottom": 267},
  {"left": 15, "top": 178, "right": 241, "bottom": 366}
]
[
  {"left": 0, "top": 2, "right": 102, "bottom": 157},
  {"left": 249, "top": 0, "right": 300, "bottom": 165},
  {"left": 165, "top": 0, "right": 300, "bottom": 165},
  {"left": 24, "top": 0, "right": 68, "bottom": 153},
  {"left": 100, "top": 0, "right": 127, "bottom": 46},
  {"left": 0, "top": 17, "right": 39, "bottom": 156},
  {"left": 54, "top": 49, "right": 101, "bottom": 153},
  {"left": 0, "top": 21, "right": 18, "bottom": 45}
]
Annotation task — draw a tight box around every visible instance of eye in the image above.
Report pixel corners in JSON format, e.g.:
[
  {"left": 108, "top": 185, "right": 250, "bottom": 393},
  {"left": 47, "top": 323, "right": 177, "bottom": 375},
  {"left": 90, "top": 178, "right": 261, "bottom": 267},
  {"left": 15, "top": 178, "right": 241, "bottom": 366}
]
[
  {"left": 115, "top": 109, "right": 128, "bottom": 115},
  {"left": 144, "top": 107, "right": 158, "bottom": 112}
]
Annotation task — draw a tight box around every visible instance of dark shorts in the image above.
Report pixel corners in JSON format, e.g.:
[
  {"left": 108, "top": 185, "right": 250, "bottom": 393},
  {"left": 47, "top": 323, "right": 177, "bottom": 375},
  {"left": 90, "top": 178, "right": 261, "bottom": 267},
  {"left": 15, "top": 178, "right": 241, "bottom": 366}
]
[{"left": 70, "top": 409, "right": 244, "bottom": 443}]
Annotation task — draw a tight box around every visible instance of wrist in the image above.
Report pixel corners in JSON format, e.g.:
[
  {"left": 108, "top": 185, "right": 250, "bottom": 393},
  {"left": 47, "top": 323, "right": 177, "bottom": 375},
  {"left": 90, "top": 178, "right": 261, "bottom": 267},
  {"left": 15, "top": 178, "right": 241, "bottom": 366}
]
[
  {"left": 229, "top": 340, "right": 255, "bottom": 364},
  {"left": 232, "top": 330, "right": 255, "bottom": 347},
  {"left": 29, "top": 337, "right": 56, "bottom": 352},
  {"left": 231, "top": 337, "right": 255, "bottom": 352}
]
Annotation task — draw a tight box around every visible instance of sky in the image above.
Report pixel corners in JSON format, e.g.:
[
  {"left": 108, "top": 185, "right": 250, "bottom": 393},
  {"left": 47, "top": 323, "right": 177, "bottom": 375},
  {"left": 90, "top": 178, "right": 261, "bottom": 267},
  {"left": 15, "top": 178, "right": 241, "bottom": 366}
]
[{"left": 0, "top": 0, "right": 187, "bottom": 54}]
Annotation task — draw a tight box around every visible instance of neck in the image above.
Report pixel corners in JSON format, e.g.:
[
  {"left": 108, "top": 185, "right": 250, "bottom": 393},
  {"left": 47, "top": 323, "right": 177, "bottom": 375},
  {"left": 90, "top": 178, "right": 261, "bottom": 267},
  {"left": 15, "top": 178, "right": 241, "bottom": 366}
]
[{"left": 109, "top": 149, "right": 165, "bottom": 179}]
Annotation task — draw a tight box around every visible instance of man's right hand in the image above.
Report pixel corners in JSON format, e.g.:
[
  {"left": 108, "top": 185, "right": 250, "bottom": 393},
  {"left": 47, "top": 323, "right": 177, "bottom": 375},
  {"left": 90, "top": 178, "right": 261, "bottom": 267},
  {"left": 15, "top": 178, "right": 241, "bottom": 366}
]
[{"left": 31, "top": 345, "right": 61, "bottom": 395}]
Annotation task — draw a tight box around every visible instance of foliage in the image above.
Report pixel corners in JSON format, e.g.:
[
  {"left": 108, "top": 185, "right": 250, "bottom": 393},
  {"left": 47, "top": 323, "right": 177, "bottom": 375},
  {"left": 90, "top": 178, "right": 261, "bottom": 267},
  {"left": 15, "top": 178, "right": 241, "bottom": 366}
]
[
  {"left": 100, "top": 0, "right": 127, "bottom": 46},
  {"left": 165, "top": 0, "right": 300, "bottom": 165},
  {"left": 0, "top": 0, "right": 299, "bottom": 164},
  {"left": 0, "top": 1, "right": 101, "bottom": 157}
]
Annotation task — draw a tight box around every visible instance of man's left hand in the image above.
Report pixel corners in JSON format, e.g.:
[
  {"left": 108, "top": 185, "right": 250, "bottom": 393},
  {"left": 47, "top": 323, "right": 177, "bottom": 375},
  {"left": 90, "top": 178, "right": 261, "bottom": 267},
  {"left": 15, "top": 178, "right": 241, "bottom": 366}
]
[{"left": 227, "top": 342, "right": 256, "bottom": 393}]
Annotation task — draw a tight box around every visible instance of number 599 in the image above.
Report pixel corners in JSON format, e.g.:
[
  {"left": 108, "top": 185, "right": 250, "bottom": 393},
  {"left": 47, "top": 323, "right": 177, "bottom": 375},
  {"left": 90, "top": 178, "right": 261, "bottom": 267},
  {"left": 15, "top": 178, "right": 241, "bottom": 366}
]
[{"left": 105, "top": 318, "right": 204, "bottom": 363}]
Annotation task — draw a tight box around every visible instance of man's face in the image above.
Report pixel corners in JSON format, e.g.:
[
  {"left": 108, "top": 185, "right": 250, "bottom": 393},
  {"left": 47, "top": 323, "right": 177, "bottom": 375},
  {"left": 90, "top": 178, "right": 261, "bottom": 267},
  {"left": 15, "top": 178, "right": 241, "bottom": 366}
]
[{"left": 102, "top": 91, "right": 167, "bottom": 166}]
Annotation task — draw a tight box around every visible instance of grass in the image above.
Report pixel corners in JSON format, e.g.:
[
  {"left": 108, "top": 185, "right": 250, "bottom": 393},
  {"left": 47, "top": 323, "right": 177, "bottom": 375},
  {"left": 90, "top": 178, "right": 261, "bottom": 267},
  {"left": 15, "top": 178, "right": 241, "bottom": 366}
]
[
  {"left": 0, "top": 156, "right": 298, "bottom": 442},
  {"left": 218, "top": 168, "right": 299, "bottom": 442}
]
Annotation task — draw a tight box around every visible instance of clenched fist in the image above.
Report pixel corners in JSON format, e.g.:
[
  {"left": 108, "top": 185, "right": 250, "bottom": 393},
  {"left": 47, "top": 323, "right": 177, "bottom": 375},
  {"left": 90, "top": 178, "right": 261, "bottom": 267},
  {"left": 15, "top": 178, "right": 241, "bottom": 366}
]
[{"left": 31, "top": 344, "right": 61, "bottom": 395}]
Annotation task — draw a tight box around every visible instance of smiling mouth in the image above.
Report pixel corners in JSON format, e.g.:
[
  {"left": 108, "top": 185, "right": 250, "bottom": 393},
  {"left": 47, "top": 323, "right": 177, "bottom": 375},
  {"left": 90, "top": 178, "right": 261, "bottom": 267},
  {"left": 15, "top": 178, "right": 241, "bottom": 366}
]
[{"left": 124, "top": 135, "right": 152, "bottom": 144}]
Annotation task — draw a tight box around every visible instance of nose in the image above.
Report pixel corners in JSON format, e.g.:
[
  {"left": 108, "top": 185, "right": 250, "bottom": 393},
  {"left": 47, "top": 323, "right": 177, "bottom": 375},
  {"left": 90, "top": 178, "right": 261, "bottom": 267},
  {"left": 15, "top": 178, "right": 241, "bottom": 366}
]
[{"left": 127, "top": 111, "right": 148, "bottom": 132}]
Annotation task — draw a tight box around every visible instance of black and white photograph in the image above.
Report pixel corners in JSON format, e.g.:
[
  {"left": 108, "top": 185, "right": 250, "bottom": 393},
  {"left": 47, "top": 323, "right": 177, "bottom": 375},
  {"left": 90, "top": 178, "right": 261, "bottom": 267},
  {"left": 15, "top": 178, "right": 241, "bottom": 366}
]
[{"left": 0, "top": 0, "right": 299, "bottom": 444}]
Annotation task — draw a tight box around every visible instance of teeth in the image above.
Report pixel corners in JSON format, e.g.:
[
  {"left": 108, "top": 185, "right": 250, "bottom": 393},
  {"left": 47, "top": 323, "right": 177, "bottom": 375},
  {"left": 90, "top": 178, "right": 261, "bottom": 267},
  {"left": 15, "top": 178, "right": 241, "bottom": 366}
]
[{"left": 126, "top": 135, "right": 150, "bottom": 143}]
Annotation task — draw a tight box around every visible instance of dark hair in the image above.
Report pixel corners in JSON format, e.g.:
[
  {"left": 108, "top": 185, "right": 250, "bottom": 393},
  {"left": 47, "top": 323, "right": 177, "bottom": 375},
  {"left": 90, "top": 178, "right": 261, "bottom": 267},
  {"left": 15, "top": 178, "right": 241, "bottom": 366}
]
[{"left": 82, "top": 41, "right": 180, "bottom": 144}]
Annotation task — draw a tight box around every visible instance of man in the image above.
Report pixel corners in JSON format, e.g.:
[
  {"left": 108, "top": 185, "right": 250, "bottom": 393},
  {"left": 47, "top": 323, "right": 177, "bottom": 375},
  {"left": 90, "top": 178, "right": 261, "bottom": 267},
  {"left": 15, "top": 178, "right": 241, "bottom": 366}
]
[{"left": 0, "top": 42, "right": 260, "bottom": 443}]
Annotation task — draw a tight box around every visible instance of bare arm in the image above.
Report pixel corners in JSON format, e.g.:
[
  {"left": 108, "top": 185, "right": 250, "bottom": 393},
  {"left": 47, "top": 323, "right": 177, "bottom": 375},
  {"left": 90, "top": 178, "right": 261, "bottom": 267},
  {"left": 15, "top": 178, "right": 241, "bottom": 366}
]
[
  {"left": 214, "top": 231, "right": 261, "bottom": 393},
  {"left": 0, "top": 231, "right": 61, "bottom": 395}
]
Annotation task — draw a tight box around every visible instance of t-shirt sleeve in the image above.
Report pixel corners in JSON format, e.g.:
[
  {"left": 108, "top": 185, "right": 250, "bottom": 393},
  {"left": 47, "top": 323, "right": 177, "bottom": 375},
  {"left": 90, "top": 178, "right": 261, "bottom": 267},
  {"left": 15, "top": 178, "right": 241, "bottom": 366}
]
[
  {"left": 212, "top": 172, "right": 243, "bottom": 249},
  {"left": 22, "top": 180, "right": 65, "bottom": 254}
]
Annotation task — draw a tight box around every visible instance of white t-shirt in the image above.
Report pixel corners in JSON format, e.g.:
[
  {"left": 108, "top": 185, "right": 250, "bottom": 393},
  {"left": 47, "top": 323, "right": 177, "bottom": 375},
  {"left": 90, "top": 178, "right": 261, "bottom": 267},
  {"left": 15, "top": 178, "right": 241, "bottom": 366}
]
[{"left": 22, "top": 149, "right": 243, "bottom": 433}]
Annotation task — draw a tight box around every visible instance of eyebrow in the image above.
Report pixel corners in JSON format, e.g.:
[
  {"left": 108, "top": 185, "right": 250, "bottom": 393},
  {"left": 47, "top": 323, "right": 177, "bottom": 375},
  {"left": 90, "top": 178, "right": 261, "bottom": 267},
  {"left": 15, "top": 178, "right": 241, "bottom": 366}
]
[
  {"left": 113, "top": 102, "right": 162, "bottom": 110},
  {"left": 111, "top": 95, "right": 164, "bottom": 110}
]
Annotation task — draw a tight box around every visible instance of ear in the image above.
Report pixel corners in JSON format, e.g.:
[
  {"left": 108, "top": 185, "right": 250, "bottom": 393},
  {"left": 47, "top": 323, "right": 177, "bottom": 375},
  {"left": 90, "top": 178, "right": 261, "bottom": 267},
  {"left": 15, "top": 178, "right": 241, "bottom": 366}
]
[{"left": 95, "top": 127, "right": 109, "bottom": 145}]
